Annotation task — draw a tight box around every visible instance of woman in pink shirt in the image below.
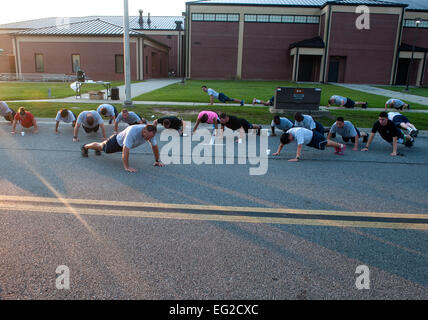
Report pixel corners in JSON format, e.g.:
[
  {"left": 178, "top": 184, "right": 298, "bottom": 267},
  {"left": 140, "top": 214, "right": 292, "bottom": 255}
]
[{"left": 192, "top": 111, "right": 220, "bottom": 135}]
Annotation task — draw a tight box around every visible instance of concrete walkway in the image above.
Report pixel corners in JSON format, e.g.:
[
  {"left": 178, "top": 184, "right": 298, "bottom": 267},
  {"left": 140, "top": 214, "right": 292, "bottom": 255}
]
[
  {"left": 333, "top": 83, "right": 428, "bottom": 106},
  {"left": 65, "top": 78, "right": 181, "bottom": 102}
]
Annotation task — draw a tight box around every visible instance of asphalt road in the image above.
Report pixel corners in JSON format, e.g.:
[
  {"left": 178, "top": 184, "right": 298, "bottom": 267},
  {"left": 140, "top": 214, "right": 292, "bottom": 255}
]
[{"left": 0, "top": 119, "right": 427, "bottom": 300}]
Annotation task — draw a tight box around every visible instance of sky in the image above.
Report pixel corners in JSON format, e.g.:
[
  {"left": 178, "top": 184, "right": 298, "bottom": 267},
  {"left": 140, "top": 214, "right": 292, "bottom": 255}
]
[{"left": 0, "top": 0, "right": 188, "bottom": 24}]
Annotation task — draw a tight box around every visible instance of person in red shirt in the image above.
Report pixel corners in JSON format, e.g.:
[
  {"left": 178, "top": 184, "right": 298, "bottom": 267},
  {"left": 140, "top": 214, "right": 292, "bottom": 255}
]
[{"left": 12, "top": 107, "right": 38, "bottom": 134}]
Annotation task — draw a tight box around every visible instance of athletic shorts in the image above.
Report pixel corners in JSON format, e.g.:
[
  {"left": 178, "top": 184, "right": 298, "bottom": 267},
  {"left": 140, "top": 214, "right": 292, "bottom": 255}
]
[
  {"left": 344, "top": 98, "right": 355, "bottom": 108},
  {"left": 240, "top": 119, "right": 253, "bottom": 133},
  {"left": 342, "top": 128, "right": 360, "bottom": 143},
  {"left": 103, "top": 135, "right": 123, "bottom": 154},
  {"left": 392, "top": 115, "right": 409, "bottom": 126},
  {"left": 307, "top": 131, "right": 328, "bottom": 150},
  {"left": 268, "top": 96, "right": 275, "bottom": 106},
  {"left": 82, "top": 125, "right": 99, "bottom": 133},
  {"left": 218, "top": 93, "right": 232, "bottom": 103}
]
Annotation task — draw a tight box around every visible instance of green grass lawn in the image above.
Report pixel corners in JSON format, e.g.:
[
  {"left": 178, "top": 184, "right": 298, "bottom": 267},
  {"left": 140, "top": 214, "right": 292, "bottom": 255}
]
[
  {"left": 375, "top": 85, "right": 428, "bottom": 98},
  {"left": 7, "top": 102, "right": 428, "bottom": 130},
  {"left": 134, "top": 80, "right": 428, "bottom": 110},
  {"left": 0, "top": 81, "right": 125, "bottom": 100}
]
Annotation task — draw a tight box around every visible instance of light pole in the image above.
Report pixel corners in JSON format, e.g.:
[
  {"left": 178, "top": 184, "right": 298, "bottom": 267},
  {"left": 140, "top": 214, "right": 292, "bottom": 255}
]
[
  {"left": 123, "top": 0, "right": 133, "bottom": 107},
  {"left": 175, "top": 20, "right": 184, "bottom": 84},
  {"left": 405, "top": 18, "right": 421, "bottom": 91}
]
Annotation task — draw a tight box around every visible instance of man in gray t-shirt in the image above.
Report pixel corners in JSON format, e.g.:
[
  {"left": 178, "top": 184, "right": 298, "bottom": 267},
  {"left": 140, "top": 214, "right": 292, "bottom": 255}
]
[
  {"left": 81, "top": 124, "right": 164, "bottom": 172},
  {"left": 327, "top": 117, "right": 368, "bottom": 150},
  {"left": 73, "top": 110, "right": 106, "bottom": 142},
  {"left": 271, "top": 115, "right": 293, "bottom": 136},
  {"left": 114, "top": 109, "right": 144, "bottom": 133},
  {"left": 273, "top": 127, "right": 346, "bottom": 161},
  {"left": 294, "top": 112, "right": 325, "bottom": 135},
  {"left": 0, "top": 101, "right": 16, "bottom": 122}
]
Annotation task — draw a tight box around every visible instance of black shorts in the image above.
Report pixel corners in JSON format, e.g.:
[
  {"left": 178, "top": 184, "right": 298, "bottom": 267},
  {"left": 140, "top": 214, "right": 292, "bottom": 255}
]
[
  {"left": 103, "top": 135, "right": 123, "bottom": 154},
  {"left": 392, "top": 115, "right": 409, "bottom": 126},
  {"left": 307, "top": 131, "right": 328, "bottom": 150},
  {"left": 82, "top": 125, "right": 99, "bottom": 133},
  {"left": 344, "top": 98, "right": 355, "bottom": 108},
  {"left": 218, "top": 93, "right": 233, "bottom": 103}
]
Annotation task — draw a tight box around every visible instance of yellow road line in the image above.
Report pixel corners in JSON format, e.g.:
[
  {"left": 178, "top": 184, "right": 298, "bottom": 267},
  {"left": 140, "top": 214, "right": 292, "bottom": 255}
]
[
  {"left": 0, "top": 199, "right": 427, "bottom": 231},
  {"left": 0, "top": 195, "right": 427, "bottom": 220}
]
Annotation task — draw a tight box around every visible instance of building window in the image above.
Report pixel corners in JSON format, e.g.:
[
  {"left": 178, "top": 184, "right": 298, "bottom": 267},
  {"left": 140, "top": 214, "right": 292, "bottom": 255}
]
[
  {"left": 216, "top": 14, "right": 227, "bottom": 22},
  {"left": 71, "top": 54, "right": 80, "bottom": 73},
  {"left": 192, "top": 13, "right": 239, "bottom": 22},
  {"left": 294, "top": 16, "right": 307, "bottom": 24},
  {"left": 227, "top": 14, "right": 239, "bottom": 22},
  {"left": 270, "top": 15, "right": 282, "bottom": 23},
  {"left": 244, "top": 14, "right": 319, "bottom": 24},
  {"left": 35, "top": 54, "right": 44, "bottom": 73},
  {"left": 204, "top": 13, "right": 216, "bottom": 21},
  {"left": 404, "top": 19, "right": 428, "bottom": 28},
  {"left": 192, "top": 13, "right": 204, "bottom": 21},
  {"left": 257, "top": 15, "right": 270, "bottom": 23},
  {"left": 244, "top": 15, "right": 257, "bottom": 22},
  {"left": 115, "top": 54, "right": 124, "bottom": 74}
]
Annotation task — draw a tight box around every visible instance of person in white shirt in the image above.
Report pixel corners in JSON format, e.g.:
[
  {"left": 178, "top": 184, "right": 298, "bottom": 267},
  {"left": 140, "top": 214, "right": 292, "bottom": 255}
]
[
  {"left": 201, "top": 86, "right": 244, "bottom": 106},
  {"left": 0, "top": 101, "right": 16, "bottom": 123},
  {"left": 273, "top": 127, "right": 346, "bottom": 161},
  {"left": 387, "top": 111, "right": 418, "bottom": 137},
  {"left": 81, "top": 124, "right": 164, "bottom": 172},
  {"left": 55, "top": 109, "right": 77, "bottom": 134}
]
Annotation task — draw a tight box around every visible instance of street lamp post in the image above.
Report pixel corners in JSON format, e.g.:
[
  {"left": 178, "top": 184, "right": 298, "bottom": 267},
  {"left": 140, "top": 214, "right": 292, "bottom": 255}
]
[
  {"left": 175, "top": 20, "right": 184, "bottom": 84},
  {"left": 123, "top": 0, "right": 133, "bottom": 107},
  {"left": 405, "top": 18, "right": 421, "bottom": 91}
]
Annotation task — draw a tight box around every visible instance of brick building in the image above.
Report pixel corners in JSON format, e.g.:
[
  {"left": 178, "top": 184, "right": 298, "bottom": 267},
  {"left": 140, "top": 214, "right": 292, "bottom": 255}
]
[
  {"left": 0, "top": 13, "right": 185, "bottom": 81},
  {"left": 184, "top": 0, "right": 428, "bottom": 85}
]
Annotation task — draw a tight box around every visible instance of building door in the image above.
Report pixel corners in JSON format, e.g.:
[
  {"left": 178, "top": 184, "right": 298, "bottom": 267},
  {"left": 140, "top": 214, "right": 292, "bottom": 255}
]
[
  {"left": 298, "top": 56, "right": 314, "bottom": 82},
  {"left": 328, "top": 57, "right": 340, "bottom": 82},
  {"left": 395, "top": 58, "right": 410, "bottom": 85}
]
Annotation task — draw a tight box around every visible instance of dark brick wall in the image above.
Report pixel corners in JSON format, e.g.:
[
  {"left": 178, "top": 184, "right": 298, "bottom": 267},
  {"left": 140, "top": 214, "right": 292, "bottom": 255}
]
[{"left": 328, "top": 12, "right": 400, "bottom": 84}]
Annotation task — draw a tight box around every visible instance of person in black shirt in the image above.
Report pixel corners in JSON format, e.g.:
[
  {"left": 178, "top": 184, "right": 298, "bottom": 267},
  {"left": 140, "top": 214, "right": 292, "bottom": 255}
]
[
  {"left": 362, "top": 112, "right": 414, "bottom": 156},
  {"left": 219, "top": 113, "right": 261, "bottom": 143},
  {"left": 153, "top": 116, "right": 185, "bottom": 136}
]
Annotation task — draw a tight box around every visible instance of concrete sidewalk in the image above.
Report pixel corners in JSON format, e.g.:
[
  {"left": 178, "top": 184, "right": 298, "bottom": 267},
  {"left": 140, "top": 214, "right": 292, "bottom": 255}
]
[
  {"left": 333, "top": 83, "right": 428, "bottom": 106},
  {"left": 66, "top": 78, "right": 181, "bottom": 102}
]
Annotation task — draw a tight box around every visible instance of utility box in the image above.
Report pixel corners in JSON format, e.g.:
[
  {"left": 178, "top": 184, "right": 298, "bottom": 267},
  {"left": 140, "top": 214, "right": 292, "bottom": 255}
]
[
  {"left": 89, "top": 91, "right": 104, "bottom": 100},
  {"left": 271, "top": 87, "right": 321, "bottom": 112},
  {"left": 111, "top": 87, "right": 120, "bottom": 100}
]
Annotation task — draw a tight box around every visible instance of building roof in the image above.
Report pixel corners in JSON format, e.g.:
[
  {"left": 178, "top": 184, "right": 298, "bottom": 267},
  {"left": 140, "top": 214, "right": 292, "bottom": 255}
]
[
  {"left": 188, "top": 0, "right": 411, "bottom": 8},
  {"left": 289, "top": 36, "right": 325, "bottom": 49},
  {"left": 15, "top": 19, "right": 144, "bottom": 36},
  {"left": 382, "top": 0, "right": 428, "bottom": 10},
  {"left": 0, "top": 15, "right": 184, "bottom": 31}
]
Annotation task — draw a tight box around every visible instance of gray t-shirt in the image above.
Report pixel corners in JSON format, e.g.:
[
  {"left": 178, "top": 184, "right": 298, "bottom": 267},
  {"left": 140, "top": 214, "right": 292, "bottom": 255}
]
[
  {"left": 77, "top": 111, "right": 104, "bottom": 128},
  {"left": 294, "top": 115, "right": 316, "bottom": 131},
  {"left": 116, "top": 124, "right": 157, "bottom": 149},
  {"left": 330, "top": 95, "right": 347, "bottom": 106},
  {"left": 329, "top": 121, "right": 357, "bottom": 138},
  {"left": 386, "top": 99, "right": 405, "bottom": 109},
  {"left": 271, "top": 117, "right": 293, "bottom": 131},
  {"left": 116, "top": 111, "right": 141, "bottom": 125},
  {"left": 55, "top": 110, "right": 76, "bottom": 123},
  {"left": 287, "top": 127, "right": 313, "bottom": 145},
  {"left": 97, "top": 104, "right": 116, "bottom": 117},
  {"left": 0, "top": 101, "right": 12, "bottom": 116}
]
